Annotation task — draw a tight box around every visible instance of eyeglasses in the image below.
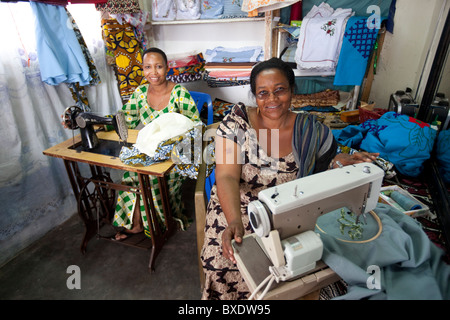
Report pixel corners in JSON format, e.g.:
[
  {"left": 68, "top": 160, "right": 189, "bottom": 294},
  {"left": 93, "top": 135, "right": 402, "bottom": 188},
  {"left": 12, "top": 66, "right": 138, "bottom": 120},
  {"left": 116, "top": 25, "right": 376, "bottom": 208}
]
[{"left": 256, "top": 87, "right": 289, "bottom": 100}]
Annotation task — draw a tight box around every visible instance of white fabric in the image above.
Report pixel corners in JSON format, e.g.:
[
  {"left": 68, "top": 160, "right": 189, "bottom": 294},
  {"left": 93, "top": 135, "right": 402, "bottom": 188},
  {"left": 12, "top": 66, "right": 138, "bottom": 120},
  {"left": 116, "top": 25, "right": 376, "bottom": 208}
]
[
  {"left": 175, "top": 0, "right": 201, "bottom": 20},
  {"left": 152, "top": 0, "right": 177, "bottom": 21},
  {"left": 0, "top": 3, "right": 123, "bottom": 266},
  {"left": 134, "top": 113, "right": 195, "bottom": 157},
  {"left": 295, "top": 2, "right": 353, "bottom": 72}
]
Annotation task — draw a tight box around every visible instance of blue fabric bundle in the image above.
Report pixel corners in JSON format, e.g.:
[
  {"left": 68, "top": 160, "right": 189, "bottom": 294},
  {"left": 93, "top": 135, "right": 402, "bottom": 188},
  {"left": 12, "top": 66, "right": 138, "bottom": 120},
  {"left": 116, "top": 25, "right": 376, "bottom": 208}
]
[
  {"left": 436, "top": 129, "right": 450, "bottom": 183},
  {"left": 333, "top": 112, "right": 437, "bottom": 177},
  {"left": 30, "top": 2, "right": 92, "bottom": 86}
]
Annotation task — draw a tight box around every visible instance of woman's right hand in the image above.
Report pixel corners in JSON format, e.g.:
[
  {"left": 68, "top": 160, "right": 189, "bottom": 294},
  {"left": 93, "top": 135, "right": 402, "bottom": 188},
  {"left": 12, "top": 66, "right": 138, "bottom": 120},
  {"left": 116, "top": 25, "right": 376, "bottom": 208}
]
[{"left": 221, "top": 219, "right": 245, "bottom": 264}]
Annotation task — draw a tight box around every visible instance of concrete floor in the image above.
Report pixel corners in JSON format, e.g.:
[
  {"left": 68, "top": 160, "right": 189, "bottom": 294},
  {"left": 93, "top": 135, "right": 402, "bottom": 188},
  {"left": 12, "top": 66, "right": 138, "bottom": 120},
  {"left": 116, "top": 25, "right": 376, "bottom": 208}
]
[{"left": 0, "top": 179, "right": 202, "bottom": 300}]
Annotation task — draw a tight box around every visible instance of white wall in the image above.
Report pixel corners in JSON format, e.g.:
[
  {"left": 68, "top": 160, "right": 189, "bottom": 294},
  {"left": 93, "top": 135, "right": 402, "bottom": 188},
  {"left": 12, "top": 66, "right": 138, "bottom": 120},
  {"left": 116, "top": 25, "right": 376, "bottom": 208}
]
[
  {"left": 369, "top": 0, "right": 448, "bottom": 107},
  {"left": 150, "top": 20, "right": 266, "bottom": 55}
]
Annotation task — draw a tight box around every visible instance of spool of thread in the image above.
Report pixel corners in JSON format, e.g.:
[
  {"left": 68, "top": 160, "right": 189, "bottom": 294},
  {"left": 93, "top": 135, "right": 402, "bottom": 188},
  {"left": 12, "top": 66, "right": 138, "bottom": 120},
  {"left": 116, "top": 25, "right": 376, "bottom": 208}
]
[
  {"left": 290, "top": 2, "right": 302, "bottom": 22},
  {"left": 390, "top": 191, "right": 422, "bottom": 211}
]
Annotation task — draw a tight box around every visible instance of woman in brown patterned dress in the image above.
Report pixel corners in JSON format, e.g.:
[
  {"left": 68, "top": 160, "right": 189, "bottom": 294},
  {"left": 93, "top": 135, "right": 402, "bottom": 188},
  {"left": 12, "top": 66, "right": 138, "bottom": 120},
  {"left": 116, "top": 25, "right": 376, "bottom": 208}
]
[{"left": 200, "top": 58, "right": 379, "bottom": 300}]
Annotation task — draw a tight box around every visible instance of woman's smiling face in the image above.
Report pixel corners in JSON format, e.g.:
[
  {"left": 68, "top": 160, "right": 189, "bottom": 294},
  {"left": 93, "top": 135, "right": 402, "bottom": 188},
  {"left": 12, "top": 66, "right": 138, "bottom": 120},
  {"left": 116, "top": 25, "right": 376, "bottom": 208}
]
[
  {"left": 143, "top": 52, "right": 168, "bottom": 85},
  {"left": 254, "top": 68, "right": 292, "bottom": 120}
]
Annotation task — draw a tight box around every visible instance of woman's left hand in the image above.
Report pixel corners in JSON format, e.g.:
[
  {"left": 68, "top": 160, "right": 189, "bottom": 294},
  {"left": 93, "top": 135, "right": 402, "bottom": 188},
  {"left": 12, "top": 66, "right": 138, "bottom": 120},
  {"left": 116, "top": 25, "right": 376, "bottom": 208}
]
[{"left": 331, "top": 151, "right": 379, "bottom": 168}]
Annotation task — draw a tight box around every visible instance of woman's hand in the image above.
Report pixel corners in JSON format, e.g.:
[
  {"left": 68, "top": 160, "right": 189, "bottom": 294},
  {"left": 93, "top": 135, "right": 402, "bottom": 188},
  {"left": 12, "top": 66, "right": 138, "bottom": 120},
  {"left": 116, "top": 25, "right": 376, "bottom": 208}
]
[
  {"left": 332, "top": 151, "right": 379, "bottom": 168},
  {"left": 221, "top": 219, "right": 245, "bottom": 264}
]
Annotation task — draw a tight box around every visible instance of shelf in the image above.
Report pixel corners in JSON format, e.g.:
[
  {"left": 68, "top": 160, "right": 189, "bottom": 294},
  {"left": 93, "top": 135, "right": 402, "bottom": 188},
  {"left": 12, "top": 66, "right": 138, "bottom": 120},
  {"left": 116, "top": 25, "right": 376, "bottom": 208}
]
[{"left": 151, "top": 17, "right": 265, "bottom": 25}]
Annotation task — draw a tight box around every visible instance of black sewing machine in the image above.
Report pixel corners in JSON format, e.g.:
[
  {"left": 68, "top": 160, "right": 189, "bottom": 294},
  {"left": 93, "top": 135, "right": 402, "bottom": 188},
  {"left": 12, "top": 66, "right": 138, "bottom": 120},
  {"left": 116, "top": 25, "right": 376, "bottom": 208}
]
[{"left": 62, "top": 106, "right": 128, "bottom": 153}]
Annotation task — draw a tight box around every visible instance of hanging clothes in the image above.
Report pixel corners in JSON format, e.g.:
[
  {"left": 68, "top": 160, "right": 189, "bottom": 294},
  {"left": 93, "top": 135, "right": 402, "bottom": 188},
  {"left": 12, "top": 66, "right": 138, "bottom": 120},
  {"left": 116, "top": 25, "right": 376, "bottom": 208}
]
[
  {"left": 294, "top": 2, "right": 353, "bottom": 72},
  {"left": 65, "top": 7, "right": 101, "bottom": 111},
  {"left": 110, "top": 11, "right": 150, "bottom": 50},
  {"left": 30, "top": 2, "right": 93, "bottom": 86},
  {"left": 333, "top": 16, "right": 382, "bottom": 86},
  {"left": 101, "top": 18, "right": 146, "bottom": 101}
]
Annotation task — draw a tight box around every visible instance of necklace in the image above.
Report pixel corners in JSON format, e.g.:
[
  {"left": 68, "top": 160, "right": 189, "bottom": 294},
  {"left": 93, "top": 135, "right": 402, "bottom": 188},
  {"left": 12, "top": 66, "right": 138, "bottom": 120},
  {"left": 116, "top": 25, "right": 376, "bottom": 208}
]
[
  {"left": 148, "top": 95, "right": 166, "bottom": 109},
  {"left": 147, "top": 84, "right": 169, "bottom": 110}
]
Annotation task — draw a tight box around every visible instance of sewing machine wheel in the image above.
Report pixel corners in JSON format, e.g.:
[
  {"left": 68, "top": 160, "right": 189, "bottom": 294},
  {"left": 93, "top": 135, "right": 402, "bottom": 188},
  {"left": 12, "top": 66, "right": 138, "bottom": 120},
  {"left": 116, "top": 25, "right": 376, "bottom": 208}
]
[
  {"left": 77, "top": 174, "right": 116, "bottom": 228},
  {"left": 62, "top": 105, "right": 82, "bottom": 130},
  {"left": 248, "top": 200, "right": 272, "bottom": 237}
]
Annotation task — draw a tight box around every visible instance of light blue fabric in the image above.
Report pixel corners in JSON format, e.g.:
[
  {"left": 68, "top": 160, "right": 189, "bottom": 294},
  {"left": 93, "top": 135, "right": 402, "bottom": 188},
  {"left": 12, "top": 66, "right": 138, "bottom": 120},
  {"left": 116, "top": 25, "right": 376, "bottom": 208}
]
[
  {"left": 316, "top": 204, "right": 450, "bottom": 300},
  {"left": 200, "top": 0, "right": 224, "bottom": 19},
  {"left": 334, "top": 16, "right": 381, "bottom": 86},
  {"left": 222, "top": 0, "right": 247, "bottom": 18},
  {"left": 205, "top": 46, "right": 263, "bottom": 63},
  {"left": 30, "top": 2, "right": 92, "bottom": 86},
  {"left": 333, "top": 112, "right": 437, "bottom": 177}
]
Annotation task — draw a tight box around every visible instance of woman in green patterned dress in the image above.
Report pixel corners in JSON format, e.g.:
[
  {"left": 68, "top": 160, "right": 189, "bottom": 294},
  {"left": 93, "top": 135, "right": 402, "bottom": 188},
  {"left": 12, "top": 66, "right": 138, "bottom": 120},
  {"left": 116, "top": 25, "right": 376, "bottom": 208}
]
[{"left": 113, "top": 47, "right": 201, "bottom": 240}]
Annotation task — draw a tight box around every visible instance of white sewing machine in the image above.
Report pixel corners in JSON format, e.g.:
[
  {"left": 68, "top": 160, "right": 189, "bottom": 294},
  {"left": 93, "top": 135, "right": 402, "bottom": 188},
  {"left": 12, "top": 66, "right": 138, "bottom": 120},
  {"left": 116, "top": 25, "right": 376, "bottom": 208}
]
[{"left": 232, "top": 162, "right": 384, "bottom": 299}]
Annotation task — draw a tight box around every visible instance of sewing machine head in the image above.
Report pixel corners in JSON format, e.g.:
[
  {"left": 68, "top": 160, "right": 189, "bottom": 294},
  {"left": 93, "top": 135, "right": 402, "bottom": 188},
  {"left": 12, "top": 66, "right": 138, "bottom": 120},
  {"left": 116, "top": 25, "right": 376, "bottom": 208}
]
[
  {"left": 248, "top": 162, "right": 385, "bottom": 239},
  {"left": 233, "top": 163, "right": 384, "bottom": 288},
  {"left": 62, "top": 106, "right": 128, "bottom": 150},
  {"left": 240, "top": 162, "right": 384, "bottom": 284}
]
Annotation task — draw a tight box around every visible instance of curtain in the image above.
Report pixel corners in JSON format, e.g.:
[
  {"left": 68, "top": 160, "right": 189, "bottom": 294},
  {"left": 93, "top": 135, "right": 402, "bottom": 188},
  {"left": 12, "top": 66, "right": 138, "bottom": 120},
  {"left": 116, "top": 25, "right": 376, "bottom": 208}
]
[{"left": 0, "top": 3, "right": 123, "bottom": 266}]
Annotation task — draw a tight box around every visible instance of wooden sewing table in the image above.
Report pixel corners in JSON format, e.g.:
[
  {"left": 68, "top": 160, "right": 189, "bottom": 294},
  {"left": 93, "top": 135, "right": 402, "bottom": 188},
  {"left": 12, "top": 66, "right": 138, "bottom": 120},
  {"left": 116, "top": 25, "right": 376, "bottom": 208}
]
[{"left": 43, "top": 129, "right": 176, "bottom": 271}]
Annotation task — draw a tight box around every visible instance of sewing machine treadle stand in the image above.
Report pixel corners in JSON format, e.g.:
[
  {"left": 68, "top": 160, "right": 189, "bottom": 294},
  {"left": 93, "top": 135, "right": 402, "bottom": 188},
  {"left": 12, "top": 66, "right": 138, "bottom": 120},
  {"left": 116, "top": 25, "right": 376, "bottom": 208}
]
[{"left": 43, "top": 130, "right": 176, "bottom": 272}]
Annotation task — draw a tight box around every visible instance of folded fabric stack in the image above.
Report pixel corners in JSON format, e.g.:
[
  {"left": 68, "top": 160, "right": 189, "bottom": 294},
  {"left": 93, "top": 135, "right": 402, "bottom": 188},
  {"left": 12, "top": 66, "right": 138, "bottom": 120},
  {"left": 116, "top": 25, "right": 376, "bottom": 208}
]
[
  {"left": 203, "top": 46, "right": 262, "bottom": 87},
  {"left": 166, "top": 52, "right": 205, "bottom": 83},
  {"left": 277, "top": 24, "right": 301, "bottom": 67},
  {"left": 151, "top": 0, "right": 251, "bottom": 21},
  {"left": 291, "top": 89, "right": 340, "bottom": 109},
  {"left": 241, "top": 0, "right": 300, "bottom": 17},
  {"left": 203, "top": 63, "right": 254, "bottom": 87},
  {"left": 295, "top": 2, "right": 353, "bottom": 73},
  {"left": 152, "top": 0, "right": 201, "bottom": 21}
]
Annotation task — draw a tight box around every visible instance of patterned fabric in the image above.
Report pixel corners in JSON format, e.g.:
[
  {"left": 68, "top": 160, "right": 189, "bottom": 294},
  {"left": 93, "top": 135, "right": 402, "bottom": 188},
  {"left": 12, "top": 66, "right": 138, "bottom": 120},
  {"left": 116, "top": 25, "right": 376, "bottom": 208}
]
[
  {"left": 66, "top": 8, "right": 101, "bottom": 111},
  {"left": 345, "top": 18, "right": 378, "bottom": 59},
  {"left": 334, "top": 16, "right": 381, "bottom": 86},
  {"left": 111, "top": 11, "right": 150, "bottom": 50},
  {"left": 211, "top": 98, "right": 233, "bottom": 121},
  {"left": 200, "top": 104, "right": 341, "bottom": 300},
  {"left": 204, "top": 72, "right": 250, "bottom": 87},
  {"left": 96, "top": 0, "right": 140, "bottom": 14},
  {"left": 166, "top": 53, "right": 205, "bottom": 83},
  {"left": 113, "top": 83, "right": 200, "bottom": 237},
  {"left": 292, "top": 112, "right": 337, "bottom": 178},
  {"left": 333, "top": 112, "right": 437, "bottom": 177},
  {"left": 101, "top": 18, "right": 146, "bottom": 101}
]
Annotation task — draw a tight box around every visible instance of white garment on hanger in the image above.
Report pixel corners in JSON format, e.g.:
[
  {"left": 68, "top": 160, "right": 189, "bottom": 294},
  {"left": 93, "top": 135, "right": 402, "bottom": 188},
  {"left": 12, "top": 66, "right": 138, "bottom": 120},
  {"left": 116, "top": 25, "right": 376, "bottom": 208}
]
[{"left": 295, "top": 2, "right": 353, "bottom": 72}]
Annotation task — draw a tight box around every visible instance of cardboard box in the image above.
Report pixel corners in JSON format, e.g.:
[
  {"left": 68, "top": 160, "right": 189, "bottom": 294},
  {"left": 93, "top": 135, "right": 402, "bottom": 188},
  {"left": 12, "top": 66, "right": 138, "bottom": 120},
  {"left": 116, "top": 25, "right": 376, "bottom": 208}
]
[
  {"left": 340, "top": 110, "right": 360, "bottom": 123},
  {"left": 379, "top": 185, "right": 430, "bottom": 218}
]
